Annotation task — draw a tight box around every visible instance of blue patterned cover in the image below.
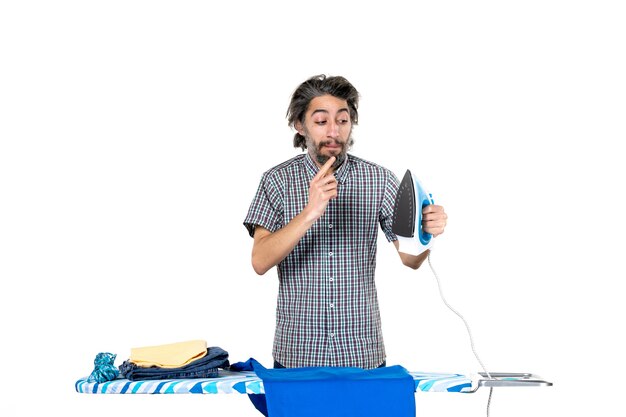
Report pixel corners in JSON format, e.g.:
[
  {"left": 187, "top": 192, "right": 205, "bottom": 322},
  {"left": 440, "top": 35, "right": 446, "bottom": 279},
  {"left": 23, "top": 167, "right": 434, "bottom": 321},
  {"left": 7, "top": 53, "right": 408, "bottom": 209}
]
[{"left": 75, "top": 370, "right": 473, "bottom": 394}]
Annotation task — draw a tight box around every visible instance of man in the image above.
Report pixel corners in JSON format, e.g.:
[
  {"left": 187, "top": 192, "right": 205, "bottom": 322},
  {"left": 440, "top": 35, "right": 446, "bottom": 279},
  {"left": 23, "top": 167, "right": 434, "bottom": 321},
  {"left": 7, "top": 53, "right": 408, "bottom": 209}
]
[{"left": 243, "top": 74, "right": 447, "bottom": 370}]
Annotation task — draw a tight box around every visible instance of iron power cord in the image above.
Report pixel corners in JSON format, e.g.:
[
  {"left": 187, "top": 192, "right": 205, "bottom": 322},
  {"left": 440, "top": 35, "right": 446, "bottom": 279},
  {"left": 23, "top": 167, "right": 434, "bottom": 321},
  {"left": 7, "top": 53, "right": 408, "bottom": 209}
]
[{"left": 426, "top": 251, "right": 495, "bottom": 417}]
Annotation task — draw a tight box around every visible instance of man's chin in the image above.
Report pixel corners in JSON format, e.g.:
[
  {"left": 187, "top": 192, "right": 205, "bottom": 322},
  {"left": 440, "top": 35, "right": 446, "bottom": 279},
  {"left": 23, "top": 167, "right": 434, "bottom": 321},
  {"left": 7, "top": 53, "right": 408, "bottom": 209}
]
[{"left": 316, "top": 152, "right": 346, "bottom": 168}]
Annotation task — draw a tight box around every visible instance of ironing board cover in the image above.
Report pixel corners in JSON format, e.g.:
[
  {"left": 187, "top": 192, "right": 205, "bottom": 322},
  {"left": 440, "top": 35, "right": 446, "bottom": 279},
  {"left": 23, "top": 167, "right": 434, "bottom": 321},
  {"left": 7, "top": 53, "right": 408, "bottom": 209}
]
[{"left": 75, "top": 370, "right": 473, "bottom": 394}]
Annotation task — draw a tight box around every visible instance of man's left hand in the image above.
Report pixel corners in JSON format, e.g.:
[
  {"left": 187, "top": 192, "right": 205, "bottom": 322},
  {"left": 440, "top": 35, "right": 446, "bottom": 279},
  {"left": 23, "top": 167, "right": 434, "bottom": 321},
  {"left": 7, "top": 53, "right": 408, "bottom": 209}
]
[{"left": 422, "top": 205, "right": 447, "bottom": 237}]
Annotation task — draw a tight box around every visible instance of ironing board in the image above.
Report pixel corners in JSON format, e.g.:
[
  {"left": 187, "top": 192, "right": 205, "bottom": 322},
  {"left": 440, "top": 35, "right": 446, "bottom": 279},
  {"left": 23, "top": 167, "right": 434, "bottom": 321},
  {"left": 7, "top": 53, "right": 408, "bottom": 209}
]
[{"left": 75, "top": 370, "right": 551, "bottom": 395}]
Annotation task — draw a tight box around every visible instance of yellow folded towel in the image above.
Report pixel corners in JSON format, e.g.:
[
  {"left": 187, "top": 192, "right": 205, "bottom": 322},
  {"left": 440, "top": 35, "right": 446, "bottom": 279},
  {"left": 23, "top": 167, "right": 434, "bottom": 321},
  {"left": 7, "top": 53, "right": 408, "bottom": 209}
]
[{"left": 130, "top": 340, "right": 208, "bottom": 368}]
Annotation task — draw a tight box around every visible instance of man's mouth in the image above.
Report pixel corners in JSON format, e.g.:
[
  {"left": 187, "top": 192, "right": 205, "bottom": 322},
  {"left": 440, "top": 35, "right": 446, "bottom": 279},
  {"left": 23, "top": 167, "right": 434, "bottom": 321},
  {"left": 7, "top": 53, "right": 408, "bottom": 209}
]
[{"left": 321, "top": 141, "right": 343, "bottom": 150}]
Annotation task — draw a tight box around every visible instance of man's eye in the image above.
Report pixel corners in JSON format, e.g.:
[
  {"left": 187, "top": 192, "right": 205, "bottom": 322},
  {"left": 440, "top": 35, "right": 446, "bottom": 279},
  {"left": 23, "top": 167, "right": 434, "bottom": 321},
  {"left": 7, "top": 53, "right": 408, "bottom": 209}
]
[
  {"left": 338, "top": 119, "right": 349, "bottom": 124},
  {"left": 315, "top": 121, "right": 327, "bottom": 125}
]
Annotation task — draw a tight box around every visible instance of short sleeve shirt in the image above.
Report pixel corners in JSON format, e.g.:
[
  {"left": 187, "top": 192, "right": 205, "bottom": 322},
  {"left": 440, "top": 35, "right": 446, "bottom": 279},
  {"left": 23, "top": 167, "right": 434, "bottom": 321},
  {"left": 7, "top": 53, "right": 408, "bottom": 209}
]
[{"left": 243, "top": 153, "right": 400, "bottom": 369}]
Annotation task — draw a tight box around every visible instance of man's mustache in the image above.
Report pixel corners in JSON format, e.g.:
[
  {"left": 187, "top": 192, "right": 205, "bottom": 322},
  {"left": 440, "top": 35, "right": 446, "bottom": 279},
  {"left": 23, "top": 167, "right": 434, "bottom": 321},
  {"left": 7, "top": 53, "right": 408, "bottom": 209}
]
[{"left": 318, "top": 139, "right": 345, "bottom": 148}]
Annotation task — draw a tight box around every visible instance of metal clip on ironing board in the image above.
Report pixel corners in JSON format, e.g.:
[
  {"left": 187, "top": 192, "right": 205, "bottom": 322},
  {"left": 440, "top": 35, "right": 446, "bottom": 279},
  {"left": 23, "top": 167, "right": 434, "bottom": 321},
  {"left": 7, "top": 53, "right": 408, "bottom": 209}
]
[{"left": 476, "top": 372, "right": 553, "bottom": 389}]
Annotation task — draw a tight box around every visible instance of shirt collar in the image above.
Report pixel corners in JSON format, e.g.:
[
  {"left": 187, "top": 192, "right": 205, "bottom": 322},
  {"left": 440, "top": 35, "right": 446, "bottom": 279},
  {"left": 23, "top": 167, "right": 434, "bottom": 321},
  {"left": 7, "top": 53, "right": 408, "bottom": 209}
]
[{"left": 303, "top": 152, "right": 351, "bottom": 184}]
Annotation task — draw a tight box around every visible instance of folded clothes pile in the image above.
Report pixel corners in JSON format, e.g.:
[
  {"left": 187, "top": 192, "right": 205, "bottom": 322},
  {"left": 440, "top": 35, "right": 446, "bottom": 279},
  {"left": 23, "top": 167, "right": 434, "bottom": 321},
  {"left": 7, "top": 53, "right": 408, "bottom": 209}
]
[{"left": 118, "top": 340, "right": 230, "bottom": 381}]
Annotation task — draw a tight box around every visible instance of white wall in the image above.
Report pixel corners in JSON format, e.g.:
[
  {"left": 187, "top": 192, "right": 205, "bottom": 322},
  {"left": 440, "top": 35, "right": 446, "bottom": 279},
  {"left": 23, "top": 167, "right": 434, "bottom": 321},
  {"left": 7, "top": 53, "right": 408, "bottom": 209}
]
[{"left": 1, "top": 1, "right": 624, "bottom": 416}]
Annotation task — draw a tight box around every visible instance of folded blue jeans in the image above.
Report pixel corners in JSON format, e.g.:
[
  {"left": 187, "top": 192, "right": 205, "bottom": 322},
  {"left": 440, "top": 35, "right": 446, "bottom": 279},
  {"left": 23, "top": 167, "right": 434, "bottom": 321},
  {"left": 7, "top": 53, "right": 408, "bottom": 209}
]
[{"left": 119, "top": 346, "right": 229, "bottom": 381}]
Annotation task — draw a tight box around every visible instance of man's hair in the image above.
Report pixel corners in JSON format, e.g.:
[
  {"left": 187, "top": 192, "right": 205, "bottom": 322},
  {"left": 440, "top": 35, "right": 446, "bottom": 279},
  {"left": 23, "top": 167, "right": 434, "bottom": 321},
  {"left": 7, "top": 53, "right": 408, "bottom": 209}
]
[{"left": 287, "top": 74, "right": 360, "bottom": 150}]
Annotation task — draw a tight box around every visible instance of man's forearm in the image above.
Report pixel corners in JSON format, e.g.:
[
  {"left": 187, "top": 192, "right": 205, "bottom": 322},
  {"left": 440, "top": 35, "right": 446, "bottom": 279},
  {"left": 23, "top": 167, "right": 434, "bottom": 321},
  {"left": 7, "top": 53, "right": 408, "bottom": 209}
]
[
  {"left": 251, "top": 209, "right": 318, "bottom": 275},
  {"left": 393, "top": 240, "right": 429, "bottom": 270}
]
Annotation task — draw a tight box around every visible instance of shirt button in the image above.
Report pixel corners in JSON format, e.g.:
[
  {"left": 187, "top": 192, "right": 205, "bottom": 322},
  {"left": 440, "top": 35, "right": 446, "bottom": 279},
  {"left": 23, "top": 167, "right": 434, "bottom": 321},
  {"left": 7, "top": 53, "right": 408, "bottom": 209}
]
[
  {"left": 329, "top": 333, "right": 335, "bottom": 338},
  {"left": 328, "top": 251, "right": 333, "bottom": 257},
  {"left": 328, "top": 224, "right": 333, "bottom": 229},
  {"left": 329, "top": 277, "right": 334, "bottom": 282},
  {"left": 329, "top": 303, "right": 334, "bottom": 308}
]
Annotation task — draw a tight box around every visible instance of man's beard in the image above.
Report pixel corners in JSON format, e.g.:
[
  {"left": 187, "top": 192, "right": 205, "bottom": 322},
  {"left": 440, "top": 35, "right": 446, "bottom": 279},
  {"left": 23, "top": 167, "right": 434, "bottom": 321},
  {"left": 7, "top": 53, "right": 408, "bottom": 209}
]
[{"left": 305, "top": 135, "right": 352, "bottom": 169}]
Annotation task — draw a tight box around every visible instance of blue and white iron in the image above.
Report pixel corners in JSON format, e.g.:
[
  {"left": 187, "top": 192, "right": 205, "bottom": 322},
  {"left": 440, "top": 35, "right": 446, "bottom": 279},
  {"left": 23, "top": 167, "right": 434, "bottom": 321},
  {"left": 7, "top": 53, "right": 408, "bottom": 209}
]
[{"left": 392, "top": 169, "right": 435, "bottom": 256}]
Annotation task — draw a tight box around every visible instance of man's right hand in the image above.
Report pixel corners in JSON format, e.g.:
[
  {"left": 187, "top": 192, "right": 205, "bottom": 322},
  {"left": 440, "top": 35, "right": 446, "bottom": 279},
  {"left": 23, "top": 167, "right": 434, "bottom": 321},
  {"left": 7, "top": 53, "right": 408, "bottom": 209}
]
[
  {"left": 305, "top": 156, "right": 337, "bottom": 221},
  {"left": 251, "top": 156, "right": 338, "bottom": 275}
]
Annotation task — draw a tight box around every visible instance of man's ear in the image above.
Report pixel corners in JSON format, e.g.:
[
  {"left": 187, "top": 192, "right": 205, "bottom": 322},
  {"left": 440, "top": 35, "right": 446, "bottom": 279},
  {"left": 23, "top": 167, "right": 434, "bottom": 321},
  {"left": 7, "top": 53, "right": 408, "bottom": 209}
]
[{"left": 295, "top": 120, "right": 304, "bottom": 135}]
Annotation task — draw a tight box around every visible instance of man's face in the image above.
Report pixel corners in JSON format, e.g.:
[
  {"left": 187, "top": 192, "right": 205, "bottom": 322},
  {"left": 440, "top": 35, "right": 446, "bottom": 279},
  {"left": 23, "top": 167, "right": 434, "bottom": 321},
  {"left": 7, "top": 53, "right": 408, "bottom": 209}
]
[{"left": 296, "top": 94, "right": 352, "bottom": 169}]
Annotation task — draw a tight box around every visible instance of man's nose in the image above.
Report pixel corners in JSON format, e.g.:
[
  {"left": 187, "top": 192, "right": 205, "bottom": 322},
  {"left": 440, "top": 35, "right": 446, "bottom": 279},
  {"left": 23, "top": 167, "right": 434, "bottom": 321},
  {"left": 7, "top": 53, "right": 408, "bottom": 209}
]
[{"left": 327, "top": 121, "right": 339, "bottom": 138}]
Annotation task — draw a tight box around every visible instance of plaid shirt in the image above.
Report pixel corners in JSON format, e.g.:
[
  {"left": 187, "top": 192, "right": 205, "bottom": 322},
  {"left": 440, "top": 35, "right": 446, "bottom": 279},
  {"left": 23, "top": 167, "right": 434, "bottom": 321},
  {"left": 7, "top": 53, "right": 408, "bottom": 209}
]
[{"left": 244, "top": 153, "right": 399, "bottom": 369}]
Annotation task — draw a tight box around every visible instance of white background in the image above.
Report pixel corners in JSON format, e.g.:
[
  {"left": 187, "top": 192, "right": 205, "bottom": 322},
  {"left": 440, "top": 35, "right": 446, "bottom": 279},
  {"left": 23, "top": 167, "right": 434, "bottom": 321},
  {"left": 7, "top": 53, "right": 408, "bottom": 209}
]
[{"left": 1, "top": 1, "right": 625, "bottom": 416}]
